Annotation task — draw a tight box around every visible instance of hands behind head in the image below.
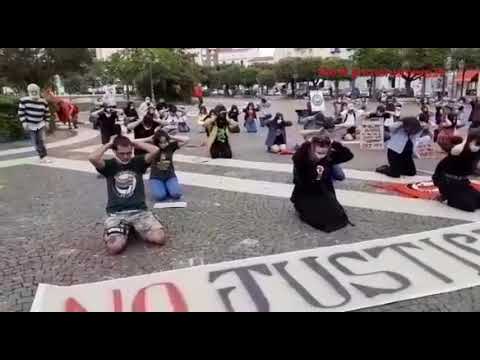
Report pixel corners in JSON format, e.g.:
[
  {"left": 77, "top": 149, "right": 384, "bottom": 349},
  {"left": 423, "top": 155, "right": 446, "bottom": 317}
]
[{"left": 107, "top": 135, "right": 118, "bottom": 148}]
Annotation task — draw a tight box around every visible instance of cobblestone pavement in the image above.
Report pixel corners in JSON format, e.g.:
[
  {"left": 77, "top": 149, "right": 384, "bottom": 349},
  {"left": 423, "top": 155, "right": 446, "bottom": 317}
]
[{"left": 0, "top": 97, "right": 479, "bottom": 312}]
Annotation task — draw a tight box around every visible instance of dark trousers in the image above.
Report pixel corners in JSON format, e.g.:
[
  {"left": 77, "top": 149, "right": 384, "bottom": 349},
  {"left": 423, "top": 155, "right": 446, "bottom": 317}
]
[
  {"left": 387, "top": 148, "right": 416, "bottom": 177},
  {"left": 30, "top": 128, "right": 47, "bottom": 159}
]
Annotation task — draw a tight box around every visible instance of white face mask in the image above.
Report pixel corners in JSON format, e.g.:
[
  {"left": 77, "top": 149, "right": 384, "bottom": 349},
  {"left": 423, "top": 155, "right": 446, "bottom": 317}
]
[
  {"left": 27, "top": 84, "right": 41, "bottom": 100},
  {"left": 469, "top": 141, "right": 480, "bottom": 153}
]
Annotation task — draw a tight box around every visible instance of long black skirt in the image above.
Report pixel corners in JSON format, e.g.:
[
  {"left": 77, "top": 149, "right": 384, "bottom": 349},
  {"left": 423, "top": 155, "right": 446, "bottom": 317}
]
[
  {"left": 210, "top": 140, "right": 232, "bottom": 159},
  {"left": 291, "top": 187, "right": 350, "bottom": 232},
  {"left": 433, "top": 174, "right": 480, "bottom": 212}
]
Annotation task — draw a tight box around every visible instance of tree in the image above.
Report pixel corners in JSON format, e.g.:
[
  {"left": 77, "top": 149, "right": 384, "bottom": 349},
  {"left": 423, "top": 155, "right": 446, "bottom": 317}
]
[
  {"left": 239, "top": 67, "right": 258, "bottom": 89},
  {"left": 257, "top": 69, "right": 276, "bottom": 94},
  {"left": 217, "top": 64, "right": 242, "bottom": 96},
  {"left": 273, "top": 57, "right": 302, "bottom": 96},
  {"left": 351, "top": 48, "right": 450, "bottom": 97},
  {"left": 351, "top": 48, "right": 398, "bottom": 97},
  {"left": 0, "top": 48, "right": 93, "bottom": 92},
  {"left": 318, "top": 57, "right": 352, "bottom": 96},
  {"left": 124, "top": 48, "right": 202, "bottom": 102},
  {"left": 392, "top": 48, "right": 449, "bottom": 96},
  {"left": 451, "top": 48, "right": 480, "bottom": 97}
]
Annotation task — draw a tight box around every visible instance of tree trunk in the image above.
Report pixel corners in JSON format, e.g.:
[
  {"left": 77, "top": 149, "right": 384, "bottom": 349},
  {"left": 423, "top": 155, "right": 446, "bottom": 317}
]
[
  {"left": 404, "top": 78, "right": 413, "bottom": 97},
  {"left": 126, "top": 83, "right": 130, "bottom": 101},
  {"left": 441, "top": 73, "right": 446, "bottom": 100},
  {"left": 368, "top": 76, "right": 376, "bottom": 99},
  {"left": 290, "top": 79, "right": 296, "bottom": 97},
  {"left": 334, "top": 79, "right": 339, "bottom": 96},
  {"left": 460, "top": 68, "right": 466, "bottom": 97},
  {"left": 422, "top": 75, "right": 427, "bottom": 97}
]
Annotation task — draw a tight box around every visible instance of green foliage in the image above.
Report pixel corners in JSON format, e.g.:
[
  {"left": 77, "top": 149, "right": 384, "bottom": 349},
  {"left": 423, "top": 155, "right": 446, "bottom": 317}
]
[
  {"left": 239, "top": 67, "right": 258, "bottom": 88},
  {"left": 0, "top": 48, "right": 93, "bottom": 91},
  {"left": 257, "top": 69, "right": 276, "bottom": 88},
  {"left": 451, "top": 48, "right": 480, "bottom": 70},
  {"left": 0, "top": 96, "right": 24, "bottom": 142}
]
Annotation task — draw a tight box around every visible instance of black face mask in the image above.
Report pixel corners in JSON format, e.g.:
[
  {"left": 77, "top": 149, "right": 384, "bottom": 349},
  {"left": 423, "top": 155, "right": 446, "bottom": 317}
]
[{"left": 217, "top": 116, "right": 227, "bottom": 128}]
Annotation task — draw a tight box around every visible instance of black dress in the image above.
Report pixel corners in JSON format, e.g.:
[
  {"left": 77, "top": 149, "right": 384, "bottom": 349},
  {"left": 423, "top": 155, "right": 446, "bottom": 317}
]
[
  {"left": 291, "top": 142, "right": 354, "bottom": 232},
  {"left": 210, "top": 126, "right": 232, "bottom": 159},
  {"left": 433, "top": 150, "right": 480, "bottom": 212}
]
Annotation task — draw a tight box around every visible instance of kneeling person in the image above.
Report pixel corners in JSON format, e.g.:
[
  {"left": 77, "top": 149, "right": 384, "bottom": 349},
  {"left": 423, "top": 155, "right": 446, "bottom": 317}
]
[
  {"left": 149, "top": 130, "right": 189, "bottom": 202},
  {"left": 89, "top": 135, "right": 166, "bottom": 255}
]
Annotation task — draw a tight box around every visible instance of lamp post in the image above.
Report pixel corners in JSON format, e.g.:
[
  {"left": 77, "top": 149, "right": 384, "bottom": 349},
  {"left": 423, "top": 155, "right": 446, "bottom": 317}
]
[
  {"left": 292, "top": 72, "right": 298, "bottom": 98},
  {"left": 149, "top": 62, "right": 155, "bottom": 103}
]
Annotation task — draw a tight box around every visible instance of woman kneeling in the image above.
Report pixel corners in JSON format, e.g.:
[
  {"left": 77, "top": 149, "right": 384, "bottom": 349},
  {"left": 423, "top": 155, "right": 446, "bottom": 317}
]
[
  {"left": 265, "top": 112, "right": 292, "bottom": 153},
  {"left": 291, "top": 136, "right": 354, "bottom": 232},
  {"left": 149, "top": 130, "right": 189, "bottom": 202}
]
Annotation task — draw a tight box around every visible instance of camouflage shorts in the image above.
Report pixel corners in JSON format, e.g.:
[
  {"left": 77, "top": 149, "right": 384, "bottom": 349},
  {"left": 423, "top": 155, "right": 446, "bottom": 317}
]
[{"left": 104, "top": 210, "right": 163, "bottom": 241}]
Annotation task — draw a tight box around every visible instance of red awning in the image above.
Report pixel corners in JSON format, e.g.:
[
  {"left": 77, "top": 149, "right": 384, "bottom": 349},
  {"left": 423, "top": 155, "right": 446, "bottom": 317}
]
[{"left": 456, "top": 70, "right": 479, "bottom": 83}]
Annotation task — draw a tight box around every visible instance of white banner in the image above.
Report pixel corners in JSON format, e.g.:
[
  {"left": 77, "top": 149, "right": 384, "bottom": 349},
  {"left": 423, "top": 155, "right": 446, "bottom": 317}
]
[{"left": 31, "top": 222, "right": 480, "bottom": 312}]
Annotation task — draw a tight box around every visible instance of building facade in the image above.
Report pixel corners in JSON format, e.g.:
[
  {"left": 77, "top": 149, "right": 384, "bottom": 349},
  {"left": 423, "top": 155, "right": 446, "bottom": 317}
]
[
  {"left": 95, "top": 48, "right": 124, "bottom": 60},
  {"left": 273, "top": 48, "right": 352, "bottom": 62}
]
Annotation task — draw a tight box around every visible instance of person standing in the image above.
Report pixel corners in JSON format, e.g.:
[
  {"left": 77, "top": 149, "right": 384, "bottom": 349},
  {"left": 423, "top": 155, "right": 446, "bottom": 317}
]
[
  {"left": 18, "top": 84, "right": 51, "bottom": 163},
  {"left": 88, "top": 135, "right": 166, "bottom": 255},
  {"left": 194, "top": 84, "right": 204, "bottom": 109}
]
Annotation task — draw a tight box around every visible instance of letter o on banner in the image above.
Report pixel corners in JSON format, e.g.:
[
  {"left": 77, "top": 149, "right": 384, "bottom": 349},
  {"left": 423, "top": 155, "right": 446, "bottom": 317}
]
[{"left": 132, "top": 282, "right": 189, "bottom": 312}]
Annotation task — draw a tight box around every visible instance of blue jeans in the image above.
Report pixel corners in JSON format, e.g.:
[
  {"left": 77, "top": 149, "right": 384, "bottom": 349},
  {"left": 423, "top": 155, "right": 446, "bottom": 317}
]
[
  {"left": 149, "top": 177, "right": 182, "bottom": 201},
  {"left": 30, "top": 127, "right": 47, "bottom": 158}
]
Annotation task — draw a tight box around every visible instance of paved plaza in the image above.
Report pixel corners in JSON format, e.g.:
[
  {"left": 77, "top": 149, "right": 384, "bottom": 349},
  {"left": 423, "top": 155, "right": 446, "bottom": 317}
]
[{"left": 0, "top": 97, "right": 479, "bottom": 312}]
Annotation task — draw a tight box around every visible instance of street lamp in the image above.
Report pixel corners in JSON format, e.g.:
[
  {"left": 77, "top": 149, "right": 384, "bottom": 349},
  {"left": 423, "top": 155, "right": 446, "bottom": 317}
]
[{"left": 149, "top": 62, "right": 155, "bottom": 103}]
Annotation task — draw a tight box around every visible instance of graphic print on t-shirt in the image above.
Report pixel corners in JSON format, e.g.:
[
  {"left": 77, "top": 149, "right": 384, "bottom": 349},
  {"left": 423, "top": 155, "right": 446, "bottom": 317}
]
[
  {"left": 217, "top": 128, "right": 227, "bottom": 143},
  {"left": 156, "top": 153, "right": 171, "bottom": 171},
  {"left": 113, "top": 170, "right": 138, "bottom": 198}
]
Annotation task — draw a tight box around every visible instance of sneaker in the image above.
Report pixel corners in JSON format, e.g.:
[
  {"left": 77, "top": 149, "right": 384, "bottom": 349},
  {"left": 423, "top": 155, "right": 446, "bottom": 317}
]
[{"left": 39, "top": 157, "right": 53, "bottom": 164}]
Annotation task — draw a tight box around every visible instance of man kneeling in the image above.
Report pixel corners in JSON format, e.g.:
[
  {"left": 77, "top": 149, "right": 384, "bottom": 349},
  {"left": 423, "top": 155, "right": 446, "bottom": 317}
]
[{"left": 89, "top": 135, "right": 166, "bottom": 254}]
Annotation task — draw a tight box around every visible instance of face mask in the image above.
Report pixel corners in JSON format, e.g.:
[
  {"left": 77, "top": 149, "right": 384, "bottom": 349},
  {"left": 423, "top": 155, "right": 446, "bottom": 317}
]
[{"left": 470, "top": 141, "right": 480, "bottom": 153}]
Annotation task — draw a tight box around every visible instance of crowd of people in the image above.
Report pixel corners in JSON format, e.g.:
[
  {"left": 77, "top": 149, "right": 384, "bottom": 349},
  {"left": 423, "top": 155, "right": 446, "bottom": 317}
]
[{"left": 17, "top": 83, "right": 479, "bottom": 255}]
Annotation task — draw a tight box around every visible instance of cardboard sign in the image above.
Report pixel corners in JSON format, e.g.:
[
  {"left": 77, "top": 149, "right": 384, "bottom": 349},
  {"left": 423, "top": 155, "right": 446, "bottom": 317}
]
[
  {"left": 415, "top": 138, "right": 435, "bottom": 159},
  {"left": 309, "top": 91, "right": 325, "bottom": 112},
  {"left": 360, "top": 118, "right": 384, "bottom": 150},
  {"left": 31, "top": 222, "right": 480, "bottom": 312}
]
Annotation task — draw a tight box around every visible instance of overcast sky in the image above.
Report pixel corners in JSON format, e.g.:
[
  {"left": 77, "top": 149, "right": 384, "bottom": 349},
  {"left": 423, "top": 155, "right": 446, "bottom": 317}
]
[{"left": 259, "top": 48, "right": 275, "bottom": 56}]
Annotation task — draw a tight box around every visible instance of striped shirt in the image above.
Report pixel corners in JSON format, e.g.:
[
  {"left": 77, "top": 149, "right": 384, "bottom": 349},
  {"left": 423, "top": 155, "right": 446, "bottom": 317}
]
[{"left": 18, "top": 97, "right": 50, "bottom": 131}]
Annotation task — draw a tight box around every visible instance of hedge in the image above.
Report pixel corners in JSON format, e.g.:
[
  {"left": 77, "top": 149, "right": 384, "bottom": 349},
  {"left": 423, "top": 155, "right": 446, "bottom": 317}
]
[{"left": 0, "top": 96, "right": 25, "bottom": 142}]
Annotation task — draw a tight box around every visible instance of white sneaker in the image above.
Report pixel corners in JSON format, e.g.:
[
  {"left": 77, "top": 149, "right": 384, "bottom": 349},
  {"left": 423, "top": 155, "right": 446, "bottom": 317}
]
[{"left": 39, "top": 157, "right": 53, "bottom": 164}]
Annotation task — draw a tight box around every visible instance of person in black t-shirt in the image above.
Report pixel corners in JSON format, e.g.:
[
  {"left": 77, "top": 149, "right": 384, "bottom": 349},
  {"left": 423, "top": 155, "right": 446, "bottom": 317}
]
[
  {"left": 123, "top": 101, "right": 139, "bottom": 129},
  {"left": 92, "top": 104, "right": 123, "bottom": 144},
  {"left": 148, "top": 130, "right": 189, "bottom": 202},
  {"left": 127, "top": 112, "right": 160, "bottom": 156},
  {"left": 88, "top": 135, "right": 165, "bottom": 255}
]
